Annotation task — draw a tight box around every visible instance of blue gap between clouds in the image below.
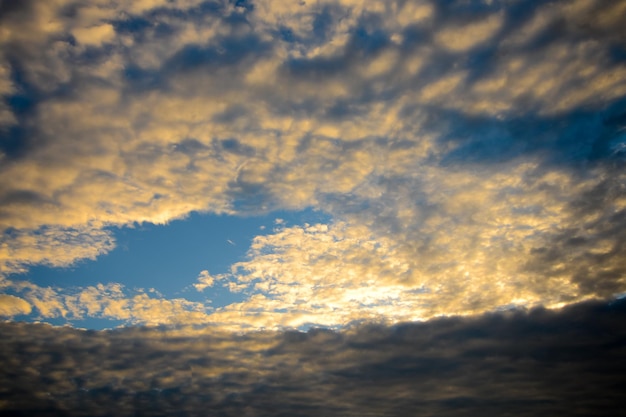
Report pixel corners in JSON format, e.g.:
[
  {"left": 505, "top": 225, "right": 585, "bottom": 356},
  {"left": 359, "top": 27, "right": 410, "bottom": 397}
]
[{"left": 8, "top": 208, "right": 330, "bottom": 329}]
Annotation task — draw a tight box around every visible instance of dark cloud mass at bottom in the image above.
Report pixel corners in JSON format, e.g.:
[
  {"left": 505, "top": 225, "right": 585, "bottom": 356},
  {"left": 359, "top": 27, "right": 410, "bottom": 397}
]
[{"left": 1, "top": 298, "right": 625, "bottom": 417}]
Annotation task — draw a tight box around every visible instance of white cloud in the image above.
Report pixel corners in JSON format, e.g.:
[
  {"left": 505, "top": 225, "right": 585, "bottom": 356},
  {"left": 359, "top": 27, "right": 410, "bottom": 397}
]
[
  {"left": 194, "top": 270, "right": 215, "bottom": 292},
  {"left": 7, "top": 281, "right": 213, "bottom": 326},
  {"left": 72, "top": 24, "right": 116, "bottom": 47},
  {"left": 0, "top": 226, "right": 115, "bottom": 277},
  {"left": 436, "top": 12, "right": 503, "bottom": 52},
  {"left": 0, "top": 294, "right": 32, "bottom": 316}
]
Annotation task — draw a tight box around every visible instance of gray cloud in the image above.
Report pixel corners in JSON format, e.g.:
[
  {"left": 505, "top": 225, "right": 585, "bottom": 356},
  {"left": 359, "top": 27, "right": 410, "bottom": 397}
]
[{"left": 0, "top": 298, "right": 625, "bottom": 416}]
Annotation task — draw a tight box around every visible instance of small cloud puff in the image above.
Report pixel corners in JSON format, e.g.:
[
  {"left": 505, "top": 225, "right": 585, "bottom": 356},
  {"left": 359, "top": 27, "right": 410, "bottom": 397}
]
[
  {"left": 0, "top": 294, "right": 32, "bottom": 317},
  {"left": 193, "top": 270, "right": 215, "bottom": 292},
  {"left": 72, "top": 24, "right": 116, "bottom": 47}
]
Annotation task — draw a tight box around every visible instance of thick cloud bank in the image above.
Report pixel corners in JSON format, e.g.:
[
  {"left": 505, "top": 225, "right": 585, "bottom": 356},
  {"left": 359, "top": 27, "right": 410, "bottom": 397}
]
[
  {"left": 1, "top": 298, "right": 625, "bottom": 416},
  {"left": 1, "top": 0, "right": 626, "bottom": 328}
]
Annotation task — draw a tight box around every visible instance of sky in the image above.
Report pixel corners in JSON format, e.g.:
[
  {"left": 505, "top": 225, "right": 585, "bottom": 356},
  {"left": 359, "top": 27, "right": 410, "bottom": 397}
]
[{"left": 0, "top": 0, "right": 625, "bottom": 414}]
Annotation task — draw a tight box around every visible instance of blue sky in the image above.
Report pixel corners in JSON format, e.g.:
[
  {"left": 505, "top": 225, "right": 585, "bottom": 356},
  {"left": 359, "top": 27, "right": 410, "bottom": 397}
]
[{"left": 6, "top": 208, "right": 329, "bottom": 327}]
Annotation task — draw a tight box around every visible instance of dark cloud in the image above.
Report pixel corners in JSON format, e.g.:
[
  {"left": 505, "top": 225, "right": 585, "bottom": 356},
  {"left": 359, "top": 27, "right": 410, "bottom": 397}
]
[
  {"left": 526, "top": 173, "right": 626, "bottom": 297},
  {"left": 1, "top": 298, "right": 625, "bottom": 416},
  {"left": 171, "top": 138, "right": 209, "bottom": 156},
  {"left": 0, "top": 189, "right": 52, "bottom": 209}
]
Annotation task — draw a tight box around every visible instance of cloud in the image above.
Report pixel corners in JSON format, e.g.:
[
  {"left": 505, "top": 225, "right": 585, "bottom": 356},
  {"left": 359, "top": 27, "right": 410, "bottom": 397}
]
[
  {"left": 0, "top": 294, "right": 31, "bottom": 316},
  {"left": 198, "top": 190, "right": 601, "bottom": 329},
  {"left": 193, "top": 270, "right": 215, "bottom": 291},
  {"left": 72, "top": 23, "right": 116, "bottom": 47},
  {"left": 0, "top": 0, "right": 625, "bottom": 328},
  {"left": 436, "top": 10, "right": 503, "bottom": 52},
  {"left": 6, "top": 281, "right": 213, "bottom": 326},
  {"left": 0, "top": 225, "right": 115, "bottom": 277},
  {"left": 0, "top": 298, "right": 624, "bottom": 416}
]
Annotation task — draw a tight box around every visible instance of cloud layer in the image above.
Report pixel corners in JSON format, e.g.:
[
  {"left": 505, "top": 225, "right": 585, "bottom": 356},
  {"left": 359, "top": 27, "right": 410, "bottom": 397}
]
[
  {"left": 1, "top": 0, "right": 626, "bottom": 328},
  {"left": 1, "top": 298, "right": 625, "bottom": 416}
]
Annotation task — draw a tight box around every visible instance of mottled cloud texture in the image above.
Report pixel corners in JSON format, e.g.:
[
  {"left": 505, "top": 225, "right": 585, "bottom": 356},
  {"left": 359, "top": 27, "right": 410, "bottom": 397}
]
[
  {"left": 1, "top": 0, "right": 626, "bottom": 329},
  {"left": 1, "top": 299, "right": 625, "bottom": 416}
]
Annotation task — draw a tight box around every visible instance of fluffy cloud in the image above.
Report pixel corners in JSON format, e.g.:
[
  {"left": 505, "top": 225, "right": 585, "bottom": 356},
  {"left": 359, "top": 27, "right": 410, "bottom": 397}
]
[
  {"left": 0, "top": 294, "right": 31, "bottom": 316},
  {"left": 0, "top": 225, "right": 114, "bottom": 276},
  {"left": 193, "top": 270, "right": 215, "bottom": 292},
  {"left": 6, "top": 281, "right": 213, "bottom": 326},
  {"left": 0, "top": 0, "right": 625, "bottom": 328}
]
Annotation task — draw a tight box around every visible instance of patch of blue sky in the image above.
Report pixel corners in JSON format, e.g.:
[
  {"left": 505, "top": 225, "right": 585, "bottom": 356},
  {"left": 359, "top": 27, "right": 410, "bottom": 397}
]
[{"left": 7, "top": 207, "right": 331, "bottom": 310}]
